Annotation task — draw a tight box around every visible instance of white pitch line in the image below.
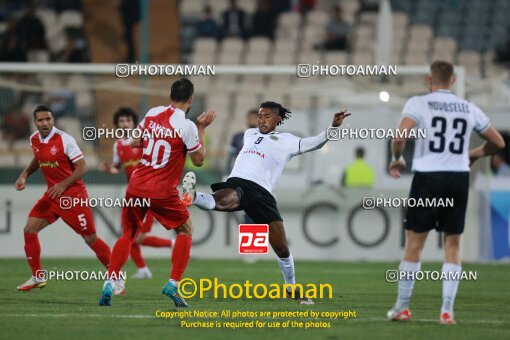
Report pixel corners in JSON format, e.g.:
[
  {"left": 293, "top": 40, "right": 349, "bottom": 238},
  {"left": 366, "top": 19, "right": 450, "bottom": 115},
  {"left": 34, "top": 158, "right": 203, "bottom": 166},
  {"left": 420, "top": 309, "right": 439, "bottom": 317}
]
[{"left": 1, "top": 314, "right": 508, "bottom": 325}]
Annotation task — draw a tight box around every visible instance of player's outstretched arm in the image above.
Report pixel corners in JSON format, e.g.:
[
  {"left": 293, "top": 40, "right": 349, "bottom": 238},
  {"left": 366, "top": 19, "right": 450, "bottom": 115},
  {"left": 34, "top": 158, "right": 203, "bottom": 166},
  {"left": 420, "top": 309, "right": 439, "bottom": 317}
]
[
  {"left": 296, "top": 110, "right": 352, "bottom": 155},
  {"left": 469, "top": 126, "right": 506, "bottom": 166},
  {"left": 189, "top": 108, "right": 216, "bottom": 167},
  {"left": 15, "top": 157, "right": 39, "bottom": 191},
  {"left": 47, "top": 158, "right": 88, "bottom": 199},
  {"left": 389, "top": 117, "right": 416, "bottom": 179}
]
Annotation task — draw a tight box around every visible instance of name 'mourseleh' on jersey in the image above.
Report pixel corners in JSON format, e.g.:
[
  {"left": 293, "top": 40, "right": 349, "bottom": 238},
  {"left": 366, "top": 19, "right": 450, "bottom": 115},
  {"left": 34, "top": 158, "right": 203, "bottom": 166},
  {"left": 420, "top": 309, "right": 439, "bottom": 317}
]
[{"left": 403, "top": 89, "right": 490, "bottom": 172}]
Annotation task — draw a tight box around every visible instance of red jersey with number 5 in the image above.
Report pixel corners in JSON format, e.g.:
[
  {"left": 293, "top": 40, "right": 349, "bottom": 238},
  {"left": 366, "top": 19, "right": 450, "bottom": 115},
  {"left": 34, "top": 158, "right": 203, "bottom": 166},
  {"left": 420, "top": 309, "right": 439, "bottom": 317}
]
[{"left": 127, "top": 105, "right": 201, "bottom": 199}]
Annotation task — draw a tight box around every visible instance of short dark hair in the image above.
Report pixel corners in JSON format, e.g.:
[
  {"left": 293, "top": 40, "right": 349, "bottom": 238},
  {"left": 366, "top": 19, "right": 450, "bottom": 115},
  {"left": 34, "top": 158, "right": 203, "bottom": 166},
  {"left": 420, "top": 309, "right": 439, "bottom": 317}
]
[
  {"left": 430, "top": 60, "right": 454, "bottom": 85},
  {"left": 170, "top": 78, "right": 194, "bottom": 102},
  {"left": 259, "top": 101, "right": 291, "bottom": 125},
  {"left": 33, "top": 105, "right": 53, "bottom": 119},
  {"left": 355, "top": 146, "right": 365, "bottom": 158},
  {"left": 113, "top": 107, "right": 138, "bottom": 127}
]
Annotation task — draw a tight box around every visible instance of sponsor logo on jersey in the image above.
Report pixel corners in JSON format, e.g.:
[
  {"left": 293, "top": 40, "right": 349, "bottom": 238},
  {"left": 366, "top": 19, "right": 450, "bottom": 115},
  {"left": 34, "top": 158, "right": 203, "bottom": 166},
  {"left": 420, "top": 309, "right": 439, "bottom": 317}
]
[
  {"left": 123, "top": 159, "right": 140, "bottom": 168},
  {"left": 39, "top": 160, "right": 59, "bottom": 168},
  {"left": 243, "top": 145, "right": 265, "bottom": 158}
]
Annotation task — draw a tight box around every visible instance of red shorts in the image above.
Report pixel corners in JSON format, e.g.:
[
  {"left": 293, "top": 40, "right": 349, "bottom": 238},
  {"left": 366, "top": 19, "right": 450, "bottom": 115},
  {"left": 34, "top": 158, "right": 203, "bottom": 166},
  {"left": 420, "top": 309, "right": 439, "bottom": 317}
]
[
  {"left": 122, "top": 191, "right": 189, "bottom": 237},
  {"left": 29, "top": 192, "right": 96, "bottom": 236},
  {"left": 140, "top": 211, "right": 155, "bottom": 233}
]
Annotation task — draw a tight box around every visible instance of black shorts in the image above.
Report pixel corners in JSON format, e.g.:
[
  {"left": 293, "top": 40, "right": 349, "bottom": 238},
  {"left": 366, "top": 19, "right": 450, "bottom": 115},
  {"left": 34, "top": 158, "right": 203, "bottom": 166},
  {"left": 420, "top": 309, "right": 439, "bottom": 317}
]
[
  {"left": 211, "top": 177, "right": 283, "bottom": 224},
  {"left": 404, "top": 171, "right": 469, "bottom": 234}
]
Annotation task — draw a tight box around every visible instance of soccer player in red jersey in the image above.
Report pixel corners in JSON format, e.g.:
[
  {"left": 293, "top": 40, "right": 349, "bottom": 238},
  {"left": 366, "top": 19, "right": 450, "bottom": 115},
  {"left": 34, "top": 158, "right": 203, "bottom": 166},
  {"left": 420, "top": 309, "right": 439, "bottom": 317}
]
[
  {"left": 15, "top": 105, "right": 111, "bottom": 291},
  {"left": 99, "top": 78, "right": 215, "bottom": 307},
  {"left": 99, "top": 107, "right": 174, "bottom": 279}
]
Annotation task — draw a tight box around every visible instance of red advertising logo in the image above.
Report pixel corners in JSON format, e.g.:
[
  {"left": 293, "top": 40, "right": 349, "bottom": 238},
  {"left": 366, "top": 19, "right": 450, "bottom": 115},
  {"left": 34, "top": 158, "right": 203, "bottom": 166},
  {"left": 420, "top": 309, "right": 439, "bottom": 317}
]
[{"left": 238, "top": 224, "right": 269, "bottom": 254}]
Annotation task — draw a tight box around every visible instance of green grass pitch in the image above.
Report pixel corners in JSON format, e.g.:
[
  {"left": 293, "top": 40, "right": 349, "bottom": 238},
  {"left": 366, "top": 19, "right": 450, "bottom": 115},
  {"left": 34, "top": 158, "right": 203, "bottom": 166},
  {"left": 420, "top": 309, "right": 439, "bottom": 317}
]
[{"left": 0, "top": 258, "right": 509, "bottom": 339}]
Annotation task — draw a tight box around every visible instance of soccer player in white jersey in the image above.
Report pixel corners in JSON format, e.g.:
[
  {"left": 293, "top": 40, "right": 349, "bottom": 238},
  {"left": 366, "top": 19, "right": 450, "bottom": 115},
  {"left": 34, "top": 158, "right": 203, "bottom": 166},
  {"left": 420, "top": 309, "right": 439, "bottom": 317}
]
[
  {"left": 387, "top": 61, "right": 505, "bottom": 324},
  {"left": 181, "top": 101, "right": 350, "bottom": 304}
]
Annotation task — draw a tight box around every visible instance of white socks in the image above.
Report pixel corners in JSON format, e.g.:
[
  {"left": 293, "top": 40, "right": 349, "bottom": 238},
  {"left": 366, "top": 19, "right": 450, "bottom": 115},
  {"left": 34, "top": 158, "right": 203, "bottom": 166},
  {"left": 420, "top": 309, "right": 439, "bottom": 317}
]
[
  {"left": 441, "top": 262, "right": 461, "bottom": 313},
  {"left": 278, "top": 253, "right": 296, "bottom": 285},
  {"left": 395, "top": 260, "right": 421, "bottom": 310},
  {"left": 194, "top": 192, "right": 216, "bottom": 210}
]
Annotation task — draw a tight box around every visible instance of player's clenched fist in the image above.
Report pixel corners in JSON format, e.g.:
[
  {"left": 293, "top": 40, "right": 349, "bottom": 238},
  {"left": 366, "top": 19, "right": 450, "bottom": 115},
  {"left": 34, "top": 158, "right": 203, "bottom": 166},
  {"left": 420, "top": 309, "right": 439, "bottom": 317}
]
[
  {"left": 331, "top": 110, "right": 351, "bottom": 127},
  {"left": 15, "top": 176, "right": 26, "bottom": 191},
  {"left": 196, "top": 108, "right": 216, "bottom": 129},
  {"left": 388, "top": 157, "right": 406, "bottom": 179}
]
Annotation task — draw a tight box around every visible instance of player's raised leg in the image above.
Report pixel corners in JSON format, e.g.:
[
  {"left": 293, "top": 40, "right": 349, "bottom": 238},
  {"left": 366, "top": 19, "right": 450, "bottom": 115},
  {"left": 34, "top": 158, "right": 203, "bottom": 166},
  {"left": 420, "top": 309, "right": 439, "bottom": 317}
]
[
  {"left": 17, "top": 217, "right": 49, "bottom": 291},
  {"left": 387, "top": 230, "right": 428, "bottom": 321},
  {"left": 440, "top": 233, "right": 461, "bottom": 324},
  {"left": 187, "top": 181, "right": 240, "bottom": 213}
]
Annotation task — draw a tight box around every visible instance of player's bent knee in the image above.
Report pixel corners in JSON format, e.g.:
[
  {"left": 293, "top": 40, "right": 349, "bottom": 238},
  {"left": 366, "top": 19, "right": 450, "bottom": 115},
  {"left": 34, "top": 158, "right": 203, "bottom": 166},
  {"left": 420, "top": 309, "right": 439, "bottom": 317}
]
[
  {"left": 213, "top": 190, "right": 239, "bottom": 211},
  {"left": 23, "top": 225, "right": 36, "bottom": 234},
  {"left": 83, "top": 233, "right": 98, "bottom": 244},
  {"left": 136, "top": 233, "right": 146, "bottom": 244},
  {"left": 175, "top": 221, "right": 193, "bottom": 236}
]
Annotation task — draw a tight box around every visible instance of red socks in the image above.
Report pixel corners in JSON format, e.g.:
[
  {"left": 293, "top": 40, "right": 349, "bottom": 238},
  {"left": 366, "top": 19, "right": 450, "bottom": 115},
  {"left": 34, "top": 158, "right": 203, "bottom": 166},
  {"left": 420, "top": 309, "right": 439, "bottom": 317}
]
[
  {"left": 108, "top": 236, "right": 133, "bottom": 278},
  {"left": 170, "top": 234, "right": 192, "bottom": 281},
  {"left": 24, "top": 233, "right": 41, "bottom": 276},
  {"left": 141, "top": 236, "right": 172, "bottom": 248},
  {"left": 88, "top": 238, "right": 112, "bottom": 268},
  {"left": 130, "top": 242, "right": 147, "bottom": 268}
]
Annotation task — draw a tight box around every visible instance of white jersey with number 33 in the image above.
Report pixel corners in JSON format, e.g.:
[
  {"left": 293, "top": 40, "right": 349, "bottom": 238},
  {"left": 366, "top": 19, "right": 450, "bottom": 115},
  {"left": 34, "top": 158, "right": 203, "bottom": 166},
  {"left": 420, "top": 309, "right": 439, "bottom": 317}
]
[{"left": 403, "top": 89, "right": 490, "bottom": 172}]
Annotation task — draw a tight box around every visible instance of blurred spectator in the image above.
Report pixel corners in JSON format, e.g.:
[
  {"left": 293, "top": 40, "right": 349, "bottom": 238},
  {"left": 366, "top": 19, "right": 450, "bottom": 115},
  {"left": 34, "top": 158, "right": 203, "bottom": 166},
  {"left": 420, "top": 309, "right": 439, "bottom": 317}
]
[
  {"left": 53, "top": 0, "right": 82, "bottom": 13},
  {"left": 359, "top": 0, "right": 379, "bottom": 13},
  {"left": 222, "top": 0, "right": 246, "bottom": 39},
  {"left": 2, "top": 111, "right": 30, "bottom": 141},
  {"left": 17, "top": 4, "right": 47, "bottom": 51},
  {"left": 0, "top": 17, "right": 26, "bottom": 61},
  {"left": 273, "top": 0, "right": 291, "bottom": 15},
  {"left": 321, "top": 5, "right": 350, "bottom": 50},
  {"left": 342, "top": 147, "right": 375, "bottom": 188},
  {"left": 57, "top": 33, "right": 88, "bottom": 62},
  {"left": 120, "top": 0, "right": 140, "bottom": 62},
  {"left": 47, "top": 90, "right": 75, "bottom": 118},
  {"left": 495, "top": 28, "right": 510, "bottom": 65},
  {"left": 225, "top": 109, "right": 259, "bottom": 174},
  {"left": 0, "top": 0, "right": 27, "bottom": 21},
  {"left": 297, "top": 0, "right": 316, "bottom": 14},
  {"left": 197, "top": 5, "right": 221, "bottom": 39},
  {"left": 491, "top": 153, "right": 510, "bottom": 177},
  {"left": 251, "top": 0, "right": 277, "bottom": 40}
]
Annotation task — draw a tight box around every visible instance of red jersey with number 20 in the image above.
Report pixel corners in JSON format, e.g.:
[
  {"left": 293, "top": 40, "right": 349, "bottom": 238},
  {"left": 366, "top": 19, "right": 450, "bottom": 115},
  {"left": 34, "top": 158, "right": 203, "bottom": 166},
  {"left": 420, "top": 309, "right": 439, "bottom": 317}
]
[{"left": 127, "top": 105, "right": 201, "bottom": 199}]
